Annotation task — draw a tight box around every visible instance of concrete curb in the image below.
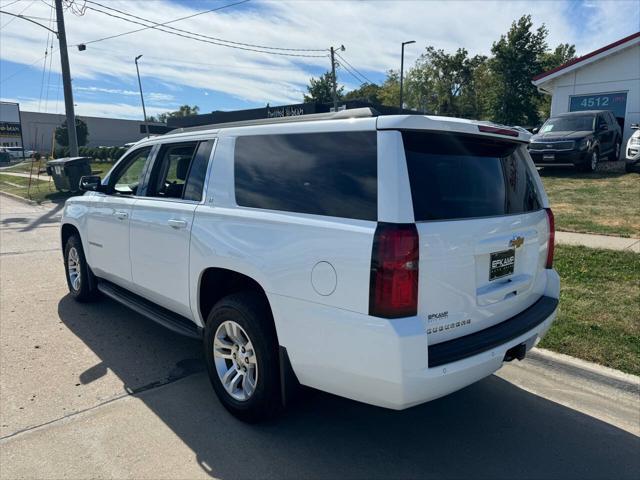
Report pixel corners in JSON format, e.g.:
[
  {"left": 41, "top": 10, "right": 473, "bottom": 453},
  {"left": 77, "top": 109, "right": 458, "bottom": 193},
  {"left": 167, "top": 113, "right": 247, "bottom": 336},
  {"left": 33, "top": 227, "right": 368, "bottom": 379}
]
[
  {"left": 529, "top": 347, "right": 640, "bottom": 393},
  {"left": 0, "top": 189, "right": 39, "bottom": 206}
]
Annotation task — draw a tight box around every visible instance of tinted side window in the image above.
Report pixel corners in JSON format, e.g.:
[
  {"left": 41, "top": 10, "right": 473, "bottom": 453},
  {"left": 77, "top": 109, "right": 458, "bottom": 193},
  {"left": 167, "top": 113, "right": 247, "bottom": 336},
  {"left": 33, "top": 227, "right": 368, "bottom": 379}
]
[
  {"left": 183, "top": 140, "right": 214, "bottom": 201},
  {"left": 234, "top": 131, "right": 377, "bottom": 221},
  {"left": 403, "top": 132, "right": 542, "bottom": 221},
  {"left": 110, "top": 147, "right": 152, "bottom": 195},
  {"left": 147, "top": 143, "right": 197, "bottom": 198}
]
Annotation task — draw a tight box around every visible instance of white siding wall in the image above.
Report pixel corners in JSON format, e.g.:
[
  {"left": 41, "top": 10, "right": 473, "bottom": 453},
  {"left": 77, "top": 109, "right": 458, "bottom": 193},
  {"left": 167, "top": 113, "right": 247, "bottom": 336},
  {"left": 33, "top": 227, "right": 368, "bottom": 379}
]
[
  {"left": 19, "top": 111, "right": 165, "bottom": 151},
  {"left": 545, "top": 44, "right": 640, "bottom": 147}
]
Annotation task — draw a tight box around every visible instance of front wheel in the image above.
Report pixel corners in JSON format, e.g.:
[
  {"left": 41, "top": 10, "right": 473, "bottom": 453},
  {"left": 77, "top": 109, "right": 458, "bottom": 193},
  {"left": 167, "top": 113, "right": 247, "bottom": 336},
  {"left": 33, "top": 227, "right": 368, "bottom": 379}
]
[
  {"left": 203, "top": 292, "right": 281, "bottom": 422},
  {"left": 581, "top": 148, "right": 599, "bottom": 173},
  {"left": 64, "top": 234, "right": 98, "bottom": 302}
]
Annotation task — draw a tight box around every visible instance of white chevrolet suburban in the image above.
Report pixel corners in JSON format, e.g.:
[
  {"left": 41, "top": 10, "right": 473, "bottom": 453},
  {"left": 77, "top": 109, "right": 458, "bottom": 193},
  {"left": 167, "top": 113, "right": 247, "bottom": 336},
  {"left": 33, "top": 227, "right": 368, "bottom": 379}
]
[{"left": 60, "top": 108, "right": 560, "bottom": 422}]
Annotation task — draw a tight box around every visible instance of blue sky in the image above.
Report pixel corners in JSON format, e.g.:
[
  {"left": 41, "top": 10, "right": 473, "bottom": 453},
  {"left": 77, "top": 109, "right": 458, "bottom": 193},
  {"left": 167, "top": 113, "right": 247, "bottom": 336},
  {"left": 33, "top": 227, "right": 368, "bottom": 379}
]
[{"left": 1, "top": 0, "right": 638, "bottom": 119}]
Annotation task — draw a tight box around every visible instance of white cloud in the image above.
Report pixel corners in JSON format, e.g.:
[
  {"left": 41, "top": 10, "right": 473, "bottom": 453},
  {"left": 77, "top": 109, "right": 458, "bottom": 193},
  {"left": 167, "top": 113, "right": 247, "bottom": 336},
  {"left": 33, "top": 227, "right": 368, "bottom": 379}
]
[
  {"left": 1, "top": 0, "right": 638, "bottom": 116},
  {"left": 74, "top": 86, "right": 175, "bottom": 103}
]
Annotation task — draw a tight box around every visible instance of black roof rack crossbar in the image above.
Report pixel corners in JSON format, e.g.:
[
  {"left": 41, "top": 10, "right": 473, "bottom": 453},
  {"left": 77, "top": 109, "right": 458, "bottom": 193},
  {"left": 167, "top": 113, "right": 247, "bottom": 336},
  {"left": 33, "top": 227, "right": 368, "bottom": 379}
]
[{"left": 167, "top": 107, "right": 379, "bottom": 135}]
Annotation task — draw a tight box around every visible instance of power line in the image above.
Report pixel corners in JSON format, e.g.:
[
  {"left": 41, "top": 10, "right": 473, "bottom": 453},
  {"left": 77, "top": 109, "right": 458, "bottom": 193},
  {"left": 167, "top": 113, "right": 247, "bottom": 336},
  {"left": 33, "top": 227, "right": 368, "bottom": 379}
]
[
  {"left": 80, "top": 1, "right": 326, "bottom": 59},
  {"left": 84, "top": 0, "right": 325, "bottom": 53},
  {"left": 82, "top": 4, "right": 326, "bottom": 58},
  {"left": 0, "top": 0, "right": 36, "bottom": 28},
  {"left": 0, "top": 50, "right": 53, "bottom": 85},
  {"left": 2, "top": 0, "right": 22, "bottom": 8},
  {"left": 335, "top": 52, "right": 375, "bottom": 84},
  {"left": 338, "top": 61, "right": 366, "bottom": 86},
  {"left": 44, "top": 5, "right": 56, "bottom": 112},
  {"left": 80, "top": 0, "right": 250, "bottom": 45}
]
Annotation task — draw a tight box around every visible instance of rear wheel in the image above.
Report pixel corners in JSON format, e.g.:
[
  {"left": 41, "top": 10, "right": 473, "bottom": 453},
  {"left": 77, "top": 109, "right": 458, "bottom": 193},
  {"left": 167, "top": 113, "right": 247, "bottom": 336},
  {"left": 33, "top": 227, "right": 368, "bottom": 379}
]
[
  {"left": 64, "top": 234, "right": 98, "bottom": 302},
  {"left": 203, "top": 292, "right": 281, "bottom": 422}
]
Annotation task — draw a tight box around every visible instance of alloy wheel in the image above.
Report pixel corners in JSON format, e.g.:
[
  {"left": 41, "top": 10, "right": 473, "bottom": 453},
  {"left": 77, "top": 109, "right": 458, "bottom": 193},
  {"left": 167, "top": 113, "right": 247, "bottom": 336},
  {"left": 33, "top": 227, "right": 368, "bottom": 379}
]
[
  {"left": 213, "top": 320, "right": 258, "bottom": 401},
  {"left": 591, "top": 151, "right": 598, "bottom": 171},
  {"left": 67, "top": 247, "right": 81, "bottom": 291}
]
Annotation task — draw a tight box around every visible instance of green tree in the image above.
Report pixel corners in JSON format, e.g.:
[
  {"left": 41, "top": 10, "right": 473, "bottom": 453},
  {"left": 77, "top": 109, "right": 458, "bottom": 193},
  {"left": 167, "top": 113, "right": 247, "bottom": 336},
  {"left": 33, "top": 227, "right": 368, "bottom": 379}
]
[
  {"left": 378, "top": 70, "right": 401, "bottom": 108},
  {"left": 55, "top": 118, "right": 89, "bottom": 147},
  {"left": 304, "top": 71, "right": 343, "bottom": 103},
  {"left": 488, "top": 15, "right": 549, "bottom": 126},
  {"left": 343, "top": 82, "right": 382, "bottom": 104},
  {"left": 404, "top": 47, "right": 487, "bottom": 118},
  {"left": 154, "top": 105, "right": 200, "bottom": 123},
  {"left": 537, "top": 43, "right": 576, "bottom": 119}
]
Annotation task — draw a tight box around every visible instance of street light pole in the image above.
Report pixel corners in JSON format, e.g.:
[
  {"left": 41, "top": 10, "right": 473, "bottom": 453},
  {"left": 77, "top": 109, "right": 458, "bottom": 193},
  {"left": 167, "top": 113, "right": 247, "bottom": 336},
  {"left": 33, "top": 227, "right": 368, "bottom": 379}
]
[
  {"left": 135, "top": 55, "right": 150, "bottom": 137},
  {"left": 399, "top": 40, "right": 416, "bottom": 113},
  {"left": 54, "top": 0, "right": 78, "bottom": 156}
]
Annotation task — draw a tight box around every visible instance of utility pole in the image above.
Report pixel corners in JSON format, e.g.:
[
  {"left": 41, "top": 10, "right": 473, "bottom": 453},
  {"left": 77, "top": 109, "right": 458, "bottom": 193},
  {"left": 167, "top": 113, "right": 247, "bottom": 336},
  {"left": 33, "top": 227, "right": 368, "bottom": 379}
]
[
  {"left": 330, "top": 47, "right": 337, "bottom": 112},
  {"left": 329, "top": 45, "right": 345, "bottom": 112},
  {"left": 399, "top": 40, "right": 416, "bottom": 113},
  {"left": 135, "top": 55, "right": 150, "bottom": 137},
  {"left": 54, "top": 0, "right": 78, "bottom": 157}
]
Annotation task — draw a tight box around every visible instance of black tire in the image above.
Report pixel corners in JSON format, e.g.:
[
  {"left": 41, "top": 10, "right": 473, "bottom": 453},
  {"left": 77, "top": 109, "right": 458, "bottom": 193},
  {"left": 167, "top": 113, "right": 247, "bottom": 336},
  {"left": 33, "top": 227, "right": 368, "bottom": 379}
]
[
  {"left": 203, "top": 292, "right": 281, "bottom": 423},
  {"left": 63, "top": 234, "right": 98, "bottom": 302},
  {"left": 626, "top": 162, "right": 638, "bottom": 173},
  {"left": 581, "top": 148, "right": 599, "bottom": 173}
]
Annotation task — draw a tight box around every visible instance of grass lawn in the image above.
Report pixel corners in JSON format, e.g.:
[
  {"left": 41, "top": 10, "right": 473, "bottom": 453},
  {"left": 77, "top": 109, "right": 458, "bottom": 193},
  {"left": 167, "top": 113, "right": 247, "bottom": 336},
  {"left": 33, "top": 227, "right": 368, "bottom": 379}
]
[
  {"left": 541, "top": 244, "right": 640, "bottom": 375},
  {"left": 1, "top": 159, "right": 114, "bottom": 175},
  {"left": 540, "top": 170, "right": 640, "bottom": 238},
  {"left": 0, "top": 173, "right": 72, "bottom": 204}
]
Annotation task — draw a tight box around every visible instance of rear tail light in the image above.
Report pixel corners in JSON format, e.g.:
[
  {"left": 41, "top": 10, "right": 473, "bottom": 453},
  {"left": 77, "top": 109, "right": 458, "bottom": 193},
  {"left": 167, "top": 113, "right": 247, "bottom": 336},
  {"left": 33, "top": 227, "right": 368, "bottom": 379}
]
[
  {"left": 545, "top": 208, "right": 555, "bottom": 269},
  {"left": 478, "top": 125, "right": 520, "bottom": 137},
  {"left": 369, "top": 223, "right": 419, "bottom": 318}
]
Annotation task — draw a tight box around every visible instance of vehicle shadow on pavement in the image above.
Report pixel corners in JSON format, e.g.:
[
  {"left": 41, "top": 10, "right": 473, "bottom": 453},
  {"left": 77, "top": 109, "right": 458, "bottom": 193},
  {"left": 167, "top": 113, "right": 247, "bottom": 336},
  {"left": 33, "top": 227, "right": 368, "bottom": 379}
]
[{"left": 57, "top": 295, "right": 640, "bottom": 480}]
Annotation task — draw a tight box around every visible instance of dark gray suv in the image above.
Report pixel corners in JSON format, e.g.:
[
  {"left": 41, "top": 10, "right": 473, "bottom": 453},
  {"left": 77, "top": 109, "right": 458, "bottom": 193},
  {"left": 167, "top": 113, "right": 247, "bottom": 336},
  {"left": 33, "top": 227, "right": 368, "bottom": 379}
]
[{"left": 529, "top": 110, "right": 623, "bottom": 172}]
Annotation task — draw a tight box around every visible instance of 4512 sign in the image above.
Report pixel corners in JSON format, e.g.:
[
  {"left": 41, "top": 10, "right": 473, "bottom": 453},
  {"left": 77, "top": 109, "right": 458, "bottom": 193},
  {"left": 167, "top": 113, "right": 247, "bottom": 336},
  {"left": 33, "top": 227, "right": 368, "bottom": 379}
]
[{"left": 569, "top": 92, "right": 627, "bottom": 119}]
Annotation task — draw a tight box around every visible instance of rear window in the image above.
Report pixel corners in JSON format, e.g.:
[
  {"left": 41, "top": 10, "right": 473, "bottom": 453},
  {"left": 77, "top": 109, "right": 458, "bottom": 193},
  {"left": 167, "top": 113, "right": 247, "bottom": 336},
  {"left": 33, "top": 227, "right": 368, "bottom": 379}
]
[
  {"left": 403, "top": 131, "right": 542, "bottom": 221},
  {"left": 234, "top": 131, "right": 377, "bottom": 221}
]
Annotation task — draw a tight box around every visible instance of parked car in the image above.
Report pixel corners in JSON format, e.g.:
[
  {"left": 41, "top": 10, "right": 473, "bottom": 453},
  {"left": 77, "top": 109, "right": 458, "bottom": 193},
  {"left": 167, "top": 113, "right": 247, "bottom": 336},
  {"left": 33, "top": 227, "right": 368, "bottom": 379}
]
[
  {"left": 2, "top": 146, "right": 26, "bottom": 160},
  {"left": 60, "top": 109, "right": 559, "bottom": 422},
  {"left": 529, "top": 110, "right": 622, "bottom": 172},
  {"left": 625, "top": 123, "right": 640, "bottom": 172}
]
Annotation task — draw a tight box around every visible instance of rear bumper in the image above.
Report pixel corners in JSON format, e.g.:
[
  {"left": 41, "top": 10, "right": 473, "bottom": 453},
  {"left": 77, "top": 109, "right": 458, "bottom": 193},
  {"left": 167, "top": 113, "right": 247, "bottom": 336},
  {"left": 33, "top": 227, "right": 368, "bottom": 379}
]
[
  {"left": 529, "top": 149, "right": 589, "bottom": 166},
  {"left": 272, "top": 269, "right": 560, "bottom": 410}
]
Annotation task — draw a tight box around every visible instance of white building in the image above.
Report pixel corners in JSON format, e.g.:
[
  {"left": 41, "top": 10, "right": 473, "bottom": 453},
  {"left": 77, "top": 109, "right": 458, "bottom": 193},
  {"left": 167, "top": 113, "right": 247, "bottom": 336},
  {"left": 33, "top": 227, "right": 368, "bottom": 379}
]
[
  {"left": 1, "top": 103, "right": 167, "bottom": 152},
  {"left": 532, "top": 32, "right": 640, "bottom": 150}
]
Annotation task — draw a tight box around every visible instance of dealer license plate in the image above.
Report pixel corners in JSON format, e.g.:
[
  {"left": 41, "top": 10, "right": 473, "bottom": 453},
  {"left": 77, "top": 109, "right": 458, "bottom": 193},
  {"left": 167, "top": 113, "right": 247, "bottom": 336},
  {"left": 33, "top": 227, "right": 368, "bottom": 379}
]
[{"left": 490, "top": 249, "right": 515, "bottom": 280}]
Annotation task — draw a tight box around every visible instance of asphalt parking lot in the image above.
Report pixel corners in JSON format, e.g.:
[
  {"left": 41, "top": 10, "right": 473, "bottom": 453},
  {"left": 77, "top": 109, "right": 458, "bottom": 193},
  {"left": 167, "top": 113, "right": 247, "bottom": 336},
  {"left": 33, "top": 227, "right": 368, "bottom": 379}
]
[{"left": 1, "top": 195, "right": 639, "bottom": 480}]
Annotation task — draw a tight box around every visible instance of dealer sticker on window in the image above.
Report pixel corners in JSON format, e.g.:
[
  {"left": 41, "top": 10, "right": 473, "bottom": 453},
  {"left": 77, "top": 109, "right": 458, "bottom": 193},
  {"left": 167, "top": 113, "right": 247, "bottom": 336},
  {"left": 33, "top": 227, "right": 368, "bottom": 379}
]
[{"left": 489, "top": 249, "right": 515, "bottom": 280}]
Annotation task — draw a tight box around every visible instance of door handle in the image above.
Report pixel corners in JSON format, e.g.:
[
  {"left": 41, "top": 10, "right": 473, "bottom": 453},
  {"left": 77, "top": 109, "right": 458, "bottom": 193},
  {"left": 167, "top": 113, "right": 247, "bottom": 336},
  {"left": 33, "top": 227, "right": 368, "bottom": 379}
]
[
  {"left": 168, "top": 219, "right": 188, "bottom": 229},
  {"left": 113, "top": 210, "right": 129, "bottom": 220}
]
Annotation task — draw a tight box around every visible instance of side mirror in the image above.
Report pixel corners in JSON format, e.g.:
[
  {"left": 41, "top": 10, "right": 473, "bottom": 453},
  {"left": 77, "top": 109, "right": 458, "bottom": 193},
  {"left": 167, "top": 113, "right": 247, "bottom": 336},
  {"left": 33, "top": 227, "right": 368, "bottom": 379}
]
[
  {"left": 532, "top": 127, "right": 539, "bottom": 134},
  {"left": 599, "top": 124, "right": 608, "bottom": 131},
  {"left": 79, "top": 175, "right": 107, "bottom": 193}
]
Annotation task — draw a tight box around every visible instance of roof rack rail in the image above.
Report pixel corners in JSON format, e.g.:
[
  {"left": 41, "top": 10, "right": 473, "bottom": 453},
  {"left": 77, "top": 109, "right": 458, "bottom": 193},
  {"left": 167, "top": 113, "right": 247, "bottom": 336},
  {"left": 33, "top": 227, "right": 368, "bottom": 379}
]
[{"left": 166, "top": 107, "right": 379, "bottom": 134}]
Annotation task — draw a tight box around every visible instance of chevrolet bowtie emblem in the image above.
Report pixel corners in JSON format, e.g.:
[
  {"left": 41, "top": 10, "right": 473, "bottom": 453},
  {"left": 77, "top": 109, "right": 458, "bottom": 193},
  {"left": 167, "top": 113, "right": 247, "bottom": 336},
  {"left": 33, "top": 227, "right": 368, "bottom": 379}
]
[{"left": 509, "top": 236, "right": 525, "bottom": 249}]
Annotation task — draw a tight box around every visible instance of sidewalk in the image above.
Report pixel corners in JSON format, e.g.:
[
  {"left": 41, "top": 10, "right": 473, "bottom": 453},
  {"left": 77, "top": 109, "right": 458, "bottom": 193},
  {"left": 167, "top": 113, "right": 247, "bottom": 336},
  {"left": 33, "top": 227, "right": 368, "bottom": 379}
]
[
  {"left": 556, "top": 231, "right": 640, "bottom": 253},
  {"left": 0, "top": 171, "right": 45, "bottom": 179}
]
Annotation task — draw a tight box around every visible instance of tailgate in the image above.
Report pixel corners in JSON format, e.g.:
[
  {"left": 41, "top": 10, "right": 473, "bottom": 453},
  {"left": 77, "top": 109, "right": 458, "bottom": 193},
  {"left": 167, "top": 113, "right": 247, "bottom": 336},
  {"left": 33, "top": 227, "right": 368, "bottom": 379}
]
[
  {"left": 416, "top": 211, "right": 550, "bottom": 344},
  {"left": 400, "top": 130, "right": 551, "bottom": 344}
]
